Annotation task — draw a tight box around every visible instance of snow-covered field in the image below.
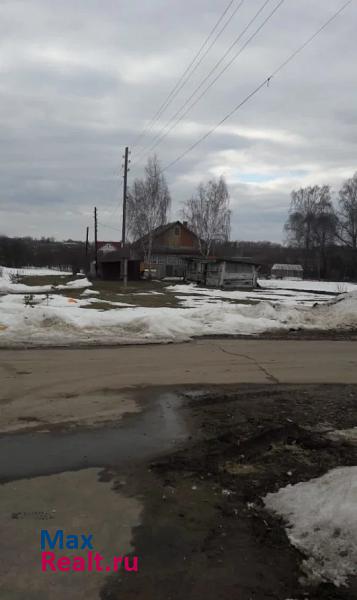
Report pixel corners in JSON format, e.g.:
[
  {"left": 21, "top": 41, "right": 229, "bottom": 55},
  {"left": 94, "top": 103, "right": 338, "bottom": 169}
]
[
  {"left": 0, "top": 266, "right": 84, "bottom": 294},
  {"left": 169, "top": 282, "right": 342, "bottom": 307},
  {"left": 0, "top": 267, "right": 357, "bottom": 347},
  {"left": 264, "top": 467, "right": 357, "bottom": 587},
  {"left": 259, "top": 278, "right": 357, "bottom": 294}
]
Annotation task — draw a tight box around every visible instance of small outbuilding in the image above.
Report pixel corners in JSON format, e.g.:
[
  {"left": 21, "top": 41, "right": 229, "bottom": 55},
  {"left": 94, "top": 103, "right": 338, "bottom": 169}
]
[
  {"left": 271, "top": 264, "right": 303, "bottom": 280},
  {"left": 186, "top": 257, "right": 260, "bottom": 289},
  {"left": 96, "top": 248, "right": 141, "bottom": 281}
]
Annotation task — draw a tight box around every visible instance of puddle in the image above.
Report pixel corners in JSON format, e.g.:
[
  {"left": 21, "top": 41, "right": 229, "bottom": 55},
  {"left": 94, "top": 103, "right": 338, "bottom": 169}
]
[{"left": 0, "top": 392, "right": 188, "bottom": 481}]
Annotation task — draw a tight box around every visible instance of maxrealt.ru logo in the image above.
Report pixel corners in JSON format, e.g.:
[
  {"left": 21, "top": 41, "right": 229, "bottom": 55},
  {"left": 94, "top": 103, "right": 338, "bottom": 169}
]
[{"left": 41, "top": 530, "right": 138, "bottom": 573}]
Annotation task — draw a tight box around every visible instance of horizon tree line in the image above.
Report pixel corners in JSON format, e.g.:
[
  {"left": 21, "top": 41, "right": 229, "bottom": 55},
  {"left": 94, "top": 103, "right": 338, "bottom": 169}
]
[
  {"left": 284, "top": 172, "right": 357, "bottom": 278},
  {"left": 1, "top": 155, "right": 356, "bottom": 280}
]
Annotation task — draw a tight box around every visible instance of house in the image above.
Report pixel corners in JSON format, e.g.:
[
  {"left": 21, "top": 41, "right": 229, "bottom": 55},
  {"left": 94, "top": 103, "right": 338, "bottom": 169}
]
[
  {"left": 94, "top": 222, "right": 199, "bottom": 281},
  {"left": 271, "top": 264, "right": 303, "bottom": 280},
  {"left": 133, "top": 221, "right": 200, "bottom": 279},
  {"left": 186, "top": 257, "right": 260, "bottom": 289}
]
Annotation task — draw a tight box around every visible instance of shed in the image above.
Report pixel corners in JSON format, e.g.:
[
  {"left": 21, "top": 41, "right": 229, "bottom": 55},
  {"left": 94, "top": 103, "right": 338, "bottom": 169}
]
[
  {"left": 97, "top": 249, "right": 141, "bottom": 281},
  {"left": 186, "top": 257, "right": 260, "bottom": 289},
  {"left": 271, "top": 264, "right": 303, "bottom": 280}
]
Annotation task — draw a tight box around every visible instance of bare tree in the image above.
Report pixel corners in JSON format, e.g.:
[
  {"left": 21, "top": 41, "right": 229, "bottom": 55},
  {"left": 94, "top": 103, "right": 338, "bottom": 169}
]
[
  {"left": 284, "top": 185, "right": 337, "bottom": 277},
  {"left": 182, "top": 176, "right": 230, "bottom": 256},
  {"left": 127, "top": 156, "right": 171, "bottom": 273},
  {"left": 338, "top": 172, "right": 357, "bottom": 250}
]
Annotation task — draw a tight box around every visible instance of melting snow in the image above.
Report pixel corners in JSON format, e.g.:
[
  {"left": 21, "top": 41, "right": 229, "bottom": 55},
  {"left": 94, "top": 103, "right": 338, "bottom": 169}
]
[
  {"left": 259, "top": 279, "right": 357, "bottom": 294},
  {"left": 264, "top": 467, "right": 357, "bottom": 586},
  {"left": 1, "top": 267, "right": 357, "bottom": 347},
  {"left": 0, "top": 267, "right": 91, "bottom": 294},
  {"left": 0, "top": 287, "right": 357, "bottom": 347}
]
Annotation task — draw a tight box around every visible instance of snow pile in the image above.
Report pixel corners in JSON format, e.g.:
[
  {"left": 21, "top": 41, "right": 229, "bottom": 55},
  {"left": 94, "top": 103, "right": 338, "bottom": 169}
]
[
  {"left": 264, "top": 467, "right": 357, "bottom": 586},
  {"left": 62, "top": 278, "right": 92, "bottom": 290},
  {"left": 81, "top": 289, "right": 100, "bottom": 296},
  {"left": 0, "top": 288, "right": 356, "bottom": 347}
]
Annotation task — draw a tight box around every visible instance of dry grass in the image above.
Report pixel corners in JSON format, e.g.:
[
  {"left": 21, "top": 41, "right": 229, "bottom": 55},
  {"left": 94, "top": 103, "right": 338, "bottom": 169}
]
[
  {"left": 16, "top": 275, "right": 257, "bottom": 310},
  {"left": 17, "top": 275, "right": 181, "bottom": 309},
  {"left": 19, "top": 274, "right": 75, "bottom": 287}
]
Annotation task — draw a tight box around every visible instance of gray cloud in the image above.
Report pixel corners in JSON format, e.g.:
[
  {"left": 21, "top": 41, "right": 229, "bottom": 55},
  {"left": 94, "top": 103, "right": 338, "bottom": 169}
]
[{"left": 0, "top": 0, "right": 356, "bottom": 242}]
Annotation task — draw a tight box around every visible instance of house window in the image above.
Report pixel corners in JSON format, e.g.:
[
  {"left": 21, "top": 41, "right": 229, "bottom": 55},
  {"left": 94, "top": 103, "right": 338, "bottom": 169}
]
[{"left": 174, "top": 226, "right": 180, "bottom": 235}]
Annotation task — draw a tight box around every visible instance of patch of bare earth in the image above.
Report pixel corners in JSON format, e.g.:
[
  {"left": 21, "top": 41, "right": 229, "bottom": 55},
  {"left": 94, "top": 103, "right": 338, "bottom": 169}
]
[{"left": 100, "top": 384, "right": 357, "bottom": 600}]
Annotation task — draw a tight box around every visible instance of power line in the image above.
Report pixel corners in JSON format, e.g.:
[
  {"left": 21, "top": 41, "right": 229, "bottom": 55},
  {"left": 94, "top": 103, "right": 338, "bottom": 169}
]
[
  {"left": 162, "top": 0, "right": 354, "bottom": 173},
  {"left": 131, "top": 0, "right": 239, "bottom": 150},
  {"left": 136, "top": 0, "right": 282, "bottom": 161},
  {"left": 131, "top": 0, "right": 246, "bottom": 151}
]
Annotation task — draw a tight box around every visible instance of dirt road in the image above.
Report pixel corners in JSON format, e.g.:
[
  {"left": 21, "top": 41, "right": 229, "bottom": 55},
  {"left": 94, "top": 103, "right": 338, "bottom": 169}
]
[
  {"left": 2, "top": 339, "right": 357, "bottom": 388},
  {"left": 1, "top": 339, "right": 357, "bottom": 432}
]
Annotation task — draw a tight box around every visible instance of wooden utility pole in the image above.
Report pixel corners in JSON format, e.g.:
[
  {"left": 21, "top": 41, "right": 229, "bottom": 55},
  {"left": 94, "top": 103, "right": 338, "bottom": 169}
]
[
  {"left": 85, "top": 225, "right": 89, "bottom": 275},
  {"left": 122, "top": 146, "right": 129, "bottom": 286},
  {"left": 85, "top": 226, "right": 89, "bottom": 257},
  {"left": 94, "top": 207, "right": 98, "bottom": 276}
]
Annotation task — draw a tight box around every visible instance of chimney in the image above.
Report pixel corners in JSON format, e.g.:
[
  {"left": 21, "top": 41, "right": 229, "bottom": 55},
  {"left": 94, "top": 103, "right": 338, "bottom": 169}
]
[{"left": 183, "top": 221, "right": 188, "bottom": 228}]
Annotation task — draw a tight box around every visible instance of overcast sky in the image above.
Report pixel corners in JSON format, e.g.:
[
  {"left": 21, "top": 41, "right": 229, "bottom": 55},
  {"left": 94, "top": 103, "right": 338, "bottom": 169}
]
[{"left": 0, "top": 0, "right": 356, "bottom": 242}]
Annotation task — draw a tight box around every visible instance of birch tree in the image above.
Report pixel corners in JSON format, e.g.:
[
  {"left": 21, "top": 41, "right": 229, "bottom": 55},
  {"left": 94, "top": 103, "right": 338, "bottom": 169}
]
[
  {"left": 182, "top": 176, "right": 230, "bottom": 256},
  {"left": 127, "top": 156, "right": 171, "bottom": 272}
]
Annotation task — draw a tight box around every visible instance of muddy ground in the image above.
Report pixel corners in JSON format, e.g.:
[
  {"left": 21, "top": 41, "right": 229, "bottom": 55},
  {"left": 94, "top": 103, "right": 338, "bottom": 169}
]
[{"left": 100, "top": 384, "right": 357, "bottom": 600}]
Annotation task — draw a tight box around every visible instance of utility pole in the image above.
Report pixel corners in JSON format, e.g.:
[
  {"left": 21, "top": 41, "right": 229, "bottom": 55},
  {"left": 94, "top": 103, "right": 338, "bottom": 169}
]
[
  {"left": 85, "top": 226, "right": 89, "bottom": 257},
  {"left": 85, "top": 226, "right": 89, "bottom": 275},
  {"left": 122, "top": 146, "right": 129, "bottom": 286},
  {"left": 94, "top": 207, "right": 98, "bottom": 277}
]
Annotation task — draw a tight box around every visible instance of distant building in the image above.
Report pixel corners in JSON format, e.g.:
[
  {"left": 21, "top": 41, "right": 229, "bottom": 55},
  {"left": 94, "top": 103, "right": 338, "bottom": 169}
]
[
  {"left": 271, "top": 264, "right": 303, "bottom": 279},
  {"left": 186, "top": 257, "right": 260, "bottom": 289}
]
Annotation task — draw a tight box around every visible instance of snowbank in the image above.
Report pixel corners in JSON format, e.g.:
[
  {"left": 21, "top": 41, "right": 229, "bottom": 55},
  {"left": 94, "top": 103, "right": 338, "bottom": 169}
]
[
  {"left": 63, "top": 278, "right": 92, "bottom": 290},
  {"left": 264, "top": 467, "right": 357, "bottom": 586},
  {"left": 0, "top": 288, "right": 356, "bottom": 347}
]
